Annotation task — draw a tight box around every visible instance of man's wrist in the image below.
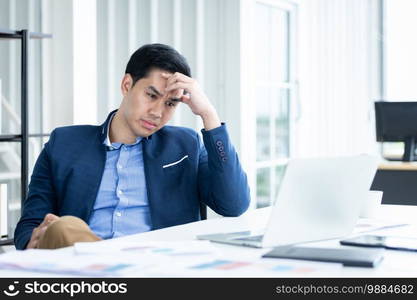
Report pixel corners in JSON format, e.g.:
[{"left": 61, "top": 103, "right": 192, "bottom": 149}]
[{"left": 199, "top": 108, "right": 221, "bottom": 131}]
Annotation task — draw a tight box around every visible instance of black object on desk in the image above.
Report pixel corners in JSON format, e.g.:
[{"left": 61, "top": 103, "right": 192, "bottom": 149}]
[
  {"left": 374, "top": 101, "right": 417, "bottom": 162},
  {"left": 262, "top": 245, "right": 384, "bottom": 268},
  {"left": 371, "top": 167, "right": 417, "bottom": 205}
]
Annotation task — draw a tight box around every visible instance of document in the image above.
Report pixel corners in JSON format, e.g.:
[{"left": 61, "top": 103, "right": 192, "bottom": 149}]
[
  {"left": 353, "top": 218, "right": 408, "bottom": 234},
  {"left": 0, "top": 239, "right": 342, "bottom": 277},
  {"left": 0, "top": 241, "right": 221, "bottom": 277}
]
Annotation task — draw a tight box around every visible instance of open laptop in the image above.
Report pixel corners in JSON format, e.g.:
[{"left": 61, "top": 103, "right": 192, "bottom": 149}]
[{"left": 197, "top": 155, "right": 378, "bottom": 248}]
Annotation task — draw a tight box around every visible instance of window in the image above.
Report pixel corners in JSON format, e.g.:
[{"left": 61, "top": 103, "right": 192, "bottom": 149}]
[
  {"left": 382, "top": 0, "right": 417, "bottom": 158},
  {"left": 254, "top": 1, "right": 297, "bottom": 208}
]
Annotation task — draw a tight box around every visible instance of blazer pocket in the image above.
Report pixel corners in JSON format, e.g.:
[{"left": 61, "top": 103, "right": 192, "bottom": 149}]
[{"left": 162, "top": 155, "right": 189, "bottom": 170}]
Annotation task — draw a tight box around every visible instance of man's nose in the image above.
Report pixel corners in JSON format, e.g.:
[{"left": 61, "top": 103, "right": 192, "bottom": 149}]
[{"left": 149, "top": 99, "right": 164, "bottom": 118}]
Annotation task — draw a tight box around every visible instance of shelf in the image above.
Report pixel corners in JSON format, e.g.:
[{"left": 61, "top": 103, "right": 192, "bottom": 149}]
[
  {"left": 0, "top": 238, "right": 14, "bottom": 246},
  {"left": 0, "top": 173, "right": 21, "bottom": 181},
  {"left": 0, "top": 28, "right": 52, "bottom": 39},
  {"left": 0, "top": 28, "right": 52, "bottom": 242},
  {"left": 0, "top": 135, "right": 22, "bottom": 142}
]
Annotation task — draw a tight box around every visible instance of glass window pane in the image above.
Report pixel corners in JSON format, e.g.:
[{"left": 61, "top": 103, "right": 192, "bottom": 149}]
[
  {"left": 0, "top": 142, "right": 21, "bottom": 238},
  {"left": 383, "top": 0, "right": 417, "bottom": 157},
  {"left": 256, "top": 88, "right": 271, "bottom": 161},
  {"left": 273, "top": 88, "right": 290, "bottom": 158},
  {"left": 385, "top": 0, "right": 417, "bottom": 100},
  {"left": 255, "top": 4, "right": 289, "bottom": 83},
  {"left": 255, "top": 3, "right": 270, "bottom": 81},
  {"left": 256, "top": 167, "right": 271, "bottom": 208},
  {"left": 28, "top": 39, "right": 42, "bottom": 134},
  {"left": 270, "top": 9, "right": 289, "bottom": 82},
  {"left": 29, "top": 137, "right": 43, "bottom": 178},
  {"left": 272, "top": 165, "right": 286, "bottom": 205}
]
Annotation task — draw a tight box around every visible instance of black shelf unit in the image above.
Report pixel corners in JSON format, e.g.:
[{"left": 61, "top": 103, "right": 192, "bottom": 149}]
[{"left": 0, "top": 29, "right": 52, "bottom": 245}]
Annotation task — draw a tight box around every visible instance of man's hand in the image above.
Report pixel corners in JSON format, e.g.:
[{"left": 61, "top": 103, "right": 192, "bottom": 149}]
[
  {"left": 26, "top": 213, "right": 60, "bottom": 249},
  {"left": 162, "top": 72, "right": 221, "bottom": 130}
]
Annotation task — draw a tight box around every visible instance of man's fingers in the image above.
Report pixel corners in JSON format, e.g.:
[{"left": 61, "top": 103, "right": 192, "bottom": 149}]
[
  {"left": 45, "top": 213, "right": 59, "bottom": 222},
  {"left": 27, "top": 227, "right": 42, "bottom": 249},
  {"left": 40, "top": 213, "right": 59, "bottom": 227},
  {"left": 165, "top": 82, "right": 189, "bottom": 93},
  {"left": 172, "top": 72, "right": 192, "bottom": 82},
  {"left": 27, "top": 214, "right": 59, "bottom": 249},
  {"left": 181, "top": 92, "right": 191, "bottom": 102},
  {"left": 33, "top": 225, "right": 47, "bottom": 240},
  {"left": 161, "top": 72, "right": 192, "bottom": 85},
  {"left": 161, "top": 73, "right": 177, "bottom": 88},
  {"left": 172, "top": 88, "right": 184, "bottom": 99},
  {"left": 27, "top": 239, "right": 38, "bottom": 249}
]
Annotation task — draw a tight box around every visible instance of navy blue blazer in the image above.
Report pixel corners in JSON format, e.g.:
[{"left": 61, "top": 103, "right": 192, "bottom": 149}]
[{"left": 14, "top": 111, "right": 250, "bottom": 249}]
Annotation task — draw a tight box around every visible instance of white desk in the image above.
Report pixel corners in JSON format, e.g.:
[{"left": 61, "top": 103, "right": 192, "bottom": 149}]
[{"left": 1, "top": 205, "right": 417, "bottom": 277}]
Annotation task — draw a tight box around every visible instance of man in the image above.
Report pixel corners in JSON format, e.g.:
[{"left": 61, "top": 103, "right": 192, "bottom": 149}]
[{"left": 14, "top": 43, "right": 250, "bottom": 250}]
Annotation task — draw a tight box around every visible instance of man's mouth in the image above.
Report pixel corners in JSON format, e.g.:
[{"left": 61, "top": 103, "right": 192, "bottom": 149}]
[{"left": 141, "top": 119, "right": 158, "bottom": 130}]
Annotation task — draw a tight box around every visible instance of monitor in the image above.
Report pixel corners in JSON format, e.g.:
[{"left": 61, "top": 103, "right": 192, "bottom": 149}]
[{"left": 374, "top": 101, "right": 417, "bottom": 161}]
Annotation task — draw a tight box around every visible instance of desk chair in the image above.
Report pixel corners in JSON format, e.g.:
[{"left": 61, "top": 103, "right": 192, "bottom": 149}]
[{"left": 199, "top": 202, "right": 207, "bottom": 220}]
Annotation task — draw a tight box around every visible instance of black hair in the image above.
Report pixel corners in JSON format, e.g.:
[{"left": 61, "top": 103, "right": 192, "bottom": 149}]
[{"left": 125, "top": 43, "right": 191, "bottom": 85}]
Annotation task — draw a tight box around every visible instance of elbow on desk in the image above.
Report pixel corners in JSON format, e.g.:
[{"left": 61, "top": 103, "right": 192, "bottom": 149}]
[
  {"left": 14, "top": 228, "right": 32, "bottom": 250},
  {"left": 213, "top": 188, "right": 251, "bottom": 217}
]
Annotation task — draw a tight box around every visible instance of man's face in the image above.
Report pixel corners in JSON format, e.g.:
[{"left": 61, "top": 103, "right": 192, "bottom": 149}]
[{"left": 120, "top": 69, "right": 179, "bottom": 137}]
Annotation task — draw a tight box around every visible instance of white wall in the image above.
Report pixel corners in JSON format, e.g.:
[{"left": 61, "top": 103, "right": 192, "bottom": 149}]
[
  {"left": 385, "top": 0, "right": 417, "bottom": 100},
  {"left": 294, "top": 0, "right": 380, "bottom": 158},
  {"left": 42, "top": 0, "right": 97, "bottom": 132},
  {"left": 73, "top": 0, "right": 97, "bottom": 125}
]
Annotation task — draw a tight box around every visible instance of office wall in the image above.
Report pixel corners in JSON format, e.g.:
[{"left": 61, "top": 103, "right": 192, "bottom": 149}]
[
  {"left": 41, "top": 0, "right": 97, "bottom": 132},
  {"left": 294, "top": 0, "right": 381, "bottom": 158}
]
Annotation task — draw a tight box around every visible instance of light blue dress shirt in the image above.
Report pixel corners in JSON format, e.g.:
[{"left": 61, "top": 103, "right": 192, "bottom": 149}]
[{"left": 88, "top": 113, "right": 152, "bottom": 239}]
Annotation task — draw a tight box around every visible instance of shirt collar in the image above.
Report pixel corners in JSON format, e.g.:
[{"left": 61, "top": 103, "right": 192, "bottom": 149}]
[{"left": 104, "top": 112, "right": 143, "bottom": 150}]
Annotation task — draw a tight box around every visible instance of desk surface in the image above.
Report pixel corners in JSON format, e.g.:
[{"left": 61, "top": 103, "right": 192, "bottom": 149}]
[{"left": 1, "top": 206, "right": 417, "bottom": 277}]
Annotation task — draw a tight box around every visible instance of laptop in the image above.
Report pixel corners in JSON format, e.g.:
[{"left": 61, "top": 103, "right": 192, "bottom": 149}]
[{"left": 197, "top": 155, "right": 378, "bottom": 248}]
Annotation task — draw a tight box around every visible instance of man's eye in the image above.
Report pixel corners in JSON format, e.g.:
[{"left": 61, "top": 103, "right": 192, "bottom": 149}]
[
  {"left": 147, "top": 93, "right": 157, "bottom": 99},
  {"left": 166, "top": 101, "right": 176, "bottom": 107}
]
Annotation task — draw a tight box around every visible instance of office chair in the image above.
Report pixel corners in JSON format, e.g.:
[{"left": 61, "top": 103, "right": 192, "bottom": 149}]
[{"left": 199, "top": 202, "right": 207, "bottom": 220}]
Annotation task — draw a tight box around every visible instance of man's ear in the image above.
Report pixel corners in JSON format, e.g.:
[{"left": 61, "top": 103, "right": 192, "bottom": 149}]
[{"left": 121, "top": 74, "right": 133, "bottom": 96}]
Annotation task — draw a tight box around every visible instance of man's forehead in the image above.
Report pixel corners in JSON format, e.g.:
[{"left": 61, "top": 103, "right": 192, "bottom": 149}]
[
  {"left": 146, "top": 85, "right": 163, "bottom": 96},
  {"left": 140, "top": 70, "right": 170, "bottom": 86},
  {"left": 149, "top": 69, "right": 173, "bottom": 79}
]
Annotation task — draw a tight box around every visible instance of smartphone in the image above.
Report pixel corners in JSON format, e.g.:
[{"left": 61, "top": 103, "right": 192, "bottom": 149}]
[{"left": 340, "top": 235, "right": 417, "bottom": 252}]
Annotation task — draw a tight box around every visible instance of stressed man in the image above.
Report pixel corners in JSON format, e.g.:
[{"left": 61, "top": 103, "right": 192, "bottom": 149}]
[{"left": 14, "top": 43, "right": 250, "bottom": 250}]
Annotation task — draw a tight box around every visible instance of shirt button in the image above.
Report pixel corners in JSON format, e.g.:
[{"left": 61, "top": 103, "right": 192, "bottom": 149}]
[
  {"left": 116, "top": 212, "right": 122, "bottom": 217},
  {"left": 118, "top": 189, "right": 123, "bottom": 195},
  {"left": 117, "top": 164, "right": 123, "bottom": 169}
]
